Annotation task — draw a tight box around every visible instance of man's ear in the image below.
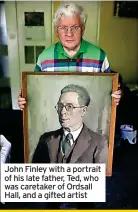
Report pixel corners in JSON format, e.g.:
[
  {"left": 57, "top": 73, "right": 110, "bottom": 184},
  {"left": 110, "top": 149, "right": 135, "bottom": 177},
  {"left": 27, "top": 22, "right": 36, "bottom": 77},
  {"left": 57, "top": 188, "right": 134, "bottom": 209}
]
[
  {"left": 81, "top": 106, "right": 87, "bottom": 117},
  {"left": 81, "top": 25, "right": 85, "bottom": 36},
  {"left": 55, "top": 26, "right": 59, "bottom": 37}
]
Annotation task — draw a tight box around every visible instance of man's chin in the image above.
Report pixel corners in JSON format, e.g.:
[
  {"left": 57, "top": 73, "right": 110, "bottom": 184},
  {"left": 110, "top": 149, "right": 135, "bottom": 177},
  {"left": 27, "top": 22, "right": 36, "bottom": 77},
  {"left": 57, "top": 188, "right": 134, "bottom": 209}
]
[
  {"left": 64, "top": 43, "right": 77, "bottom": 50},
  {"left": 61, "top": 123, "right": 69, "bottom": 127},
  {"left": 60, "top": 121, "right": 70, "bottom": 129}
]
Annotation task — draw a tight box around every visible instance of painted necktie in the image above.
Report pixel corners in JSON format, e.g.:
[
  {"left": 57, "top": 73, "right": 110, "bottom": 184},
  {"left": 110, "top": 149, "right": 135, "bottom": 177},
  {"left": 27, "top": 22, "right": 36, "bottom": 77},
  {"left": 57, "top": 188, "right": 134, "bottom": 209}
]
[{"left": 62, "top": 133, "right": 73, "bottom": 155}]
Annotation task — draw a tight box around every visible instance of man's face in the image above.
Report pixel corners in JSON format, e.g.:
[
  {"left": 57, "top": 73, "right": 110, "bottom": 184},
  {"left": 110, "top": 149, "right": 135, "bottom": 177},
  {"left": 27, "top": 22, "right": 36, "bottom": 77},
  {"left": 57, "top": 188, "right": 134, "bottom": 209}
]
[
  {"left": 56, "top": 92, "right": 87, "bottom": 131},
  {"left": 56, "top": 14, "right": 85, "bottom": 51}
]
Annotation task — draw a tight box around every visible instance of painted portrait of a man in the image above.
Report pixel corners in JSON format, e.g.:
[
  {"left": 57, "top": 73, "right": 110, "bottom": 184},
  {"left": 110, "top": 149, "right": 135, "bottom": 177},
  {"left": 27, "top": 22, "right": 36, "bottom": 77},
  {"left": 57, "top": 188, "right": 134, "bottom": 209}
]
[
  {"left": 32, "top": 84, "right": 108, "bottom": 164},
  {"left": 22, "top": 72, "right": 118, "bottom": 175}
]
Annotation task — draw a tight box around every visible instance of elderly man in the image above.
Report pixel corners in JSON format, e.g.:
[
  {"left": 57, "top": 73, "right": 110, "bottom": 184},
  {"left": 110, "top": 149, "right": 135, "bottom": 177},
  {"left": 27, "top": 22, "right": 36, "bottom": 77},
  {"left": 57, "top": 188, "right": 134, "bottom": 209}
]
[
  {"left": 18, "top": 2, "right": 121, "bottom": 109},
  {"left": 32, "top": 84, "right": 108, "bottom": 164}
]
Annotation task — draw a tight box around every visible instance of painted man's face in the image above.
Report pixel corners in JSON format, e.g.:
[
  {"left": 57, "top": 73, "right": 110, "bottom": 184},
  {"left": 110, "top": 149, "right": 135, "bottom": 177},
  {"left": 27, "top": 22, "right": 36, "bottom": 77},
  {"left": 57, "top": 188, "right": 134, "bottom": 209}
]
[{"left": 56, "top": 92, "right": 87, "bottom": 131}]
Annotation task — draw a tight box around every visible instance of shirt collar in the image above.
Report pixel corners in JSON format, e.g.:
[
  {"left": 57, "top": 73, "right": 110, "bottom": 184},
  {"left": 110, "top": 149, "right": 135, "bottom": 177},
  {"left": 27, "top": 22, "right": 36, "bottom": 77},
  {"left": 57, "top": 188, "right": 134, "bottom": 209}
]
[
  {"left": 56, "top": 38, "right": 87, "bottom": 58},
  {"left": 63, "top": 124, "right": 83, "bottom": 143}
]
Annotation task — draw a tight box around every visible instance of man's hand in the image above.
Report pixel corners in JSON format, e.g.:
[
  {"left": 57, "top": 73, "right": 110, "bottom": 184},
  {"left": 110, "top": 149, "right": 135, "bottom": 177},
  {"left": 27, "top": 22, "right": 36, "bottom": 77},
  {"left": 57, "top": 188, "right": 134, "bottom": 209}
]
[
  {"left": 18, "top": 89, "right": 26, "bottom": 110},
  {"left": 111, "top": 84, "right": 122, "bottom": 105}
]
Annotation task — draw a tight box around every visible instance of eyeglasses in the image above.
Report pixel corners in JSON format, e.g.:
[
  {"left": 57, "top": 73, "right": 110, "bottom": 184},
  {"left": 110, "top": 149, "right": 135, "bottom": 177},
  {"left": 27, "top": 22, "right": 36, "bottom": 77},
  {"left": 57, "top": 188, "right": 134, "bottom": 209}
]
[
  {"left": 55, "top": 103, "right": 84, "bottom": 112},
  {"left": 57, "top": 26, "right": 81, "bottom": 33}
]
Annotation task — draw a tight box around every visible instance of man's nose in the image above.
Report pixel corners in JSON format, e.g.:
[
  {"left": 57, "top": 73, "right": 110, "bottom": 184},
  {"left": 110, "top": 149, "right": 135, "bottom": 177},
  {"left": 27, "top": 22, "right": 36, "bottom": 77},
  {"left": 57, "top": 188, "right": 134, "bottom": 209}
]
[{"left": 65, "top": 28, "right": 73, "bottom": 36}]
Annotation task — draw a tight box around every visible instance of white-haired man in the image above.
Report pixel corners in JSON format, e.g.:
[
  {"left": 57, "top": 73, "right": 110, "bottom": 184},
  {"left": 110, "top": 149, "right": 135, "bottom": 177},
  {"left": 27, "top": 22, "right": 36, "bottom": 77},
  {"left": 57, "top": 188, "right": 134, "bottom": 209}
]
[{"left": 18, "top": 2, "right": 121, "bottom": 109}]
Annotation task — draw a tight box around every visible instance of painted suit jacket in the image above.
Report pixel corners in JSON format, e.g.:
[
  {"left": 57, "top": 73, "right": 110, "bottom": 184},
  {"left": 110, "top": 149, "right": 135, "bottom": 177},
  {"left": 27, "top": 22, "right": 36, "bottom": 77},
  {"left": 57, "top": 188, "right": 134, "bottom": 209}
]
[{"left": 32, "top": 125, "right": 108, "bottom": 164}]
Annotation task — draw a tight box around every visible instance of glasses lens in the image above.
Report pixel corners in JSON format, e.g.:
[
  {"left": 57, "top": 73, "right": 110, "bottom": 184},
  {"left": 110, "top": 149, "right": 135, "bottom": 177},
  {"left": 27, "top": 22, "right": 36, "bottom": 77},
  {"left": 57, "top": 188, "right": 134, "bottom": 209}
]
[
  {"left": 65, "top": 104, "right": 74, "bottom": 111},
  {"left": 56, "top": 103, "right": 63, "bottom": 112},
  {"left": 55, "top": 103, "right": 74, "bottom": 112}
]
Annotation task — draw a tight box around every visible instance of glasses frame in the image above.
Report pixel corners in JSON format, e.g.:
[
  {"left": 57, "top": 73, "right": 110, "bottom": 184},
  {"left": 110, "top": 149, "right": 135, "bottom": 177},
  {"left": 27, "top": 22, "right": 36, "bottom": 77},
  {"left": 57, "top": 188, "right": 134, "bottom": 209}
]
[
  {"left": 57, "top": 25, "right": 81, "bottom": 33},
  {"left": 55, "top": 103, "right": 85, "bottom": 112}
]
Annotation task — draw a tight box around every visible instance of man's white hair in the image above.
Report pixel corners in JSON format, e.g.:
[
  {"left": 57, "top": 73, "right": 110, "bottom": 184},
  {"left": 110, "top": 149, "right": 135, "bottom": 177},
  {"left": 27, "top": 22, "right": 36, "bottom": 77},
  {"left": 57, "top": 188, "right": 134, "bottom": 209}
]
[{"left": 53, "top": 2, "right": 87, "bottom": 26}]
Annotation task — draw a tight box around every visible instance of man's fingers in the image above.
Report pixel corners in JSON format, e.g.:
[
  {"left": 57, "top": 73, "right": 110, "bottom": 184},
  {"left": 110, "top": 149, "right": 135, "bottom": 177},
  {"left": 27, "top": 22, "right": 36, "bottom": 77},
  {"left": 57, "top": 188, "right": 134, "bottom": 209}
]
[
  {"left": 18, "top": 97, "right": 26, "bottom": 101},
  {"left": 111, "top": 90, "right": 121, "bottom": 106},
  {"left": 114, "top": 98, "right": 120, "bottom": 102},
  {"left": 112, "top": 90, "right": 122, "bottom": 95},
  {"left": 20, "top": 105, "right": 24, "bottom": 109},
  {"left": 111, "top": 89, "right": 122, "bottom": 102},
  {"left": 18, "top": 101, "right": 26, "bottom": 107},
  {"left": 18, "top": 100, "right": 26, "bottom": 104},
  {"left": 113, "top": 98, "right": 120, "bottom": 106},
  {"left": 111, "top": 93, "right": 121, "bottom": 99},
  {"left": 17, "top": 89, "right": 26, "bottom": 110},
  {"left": 18, "top": 89, "right": 22, "bottom": 96}
]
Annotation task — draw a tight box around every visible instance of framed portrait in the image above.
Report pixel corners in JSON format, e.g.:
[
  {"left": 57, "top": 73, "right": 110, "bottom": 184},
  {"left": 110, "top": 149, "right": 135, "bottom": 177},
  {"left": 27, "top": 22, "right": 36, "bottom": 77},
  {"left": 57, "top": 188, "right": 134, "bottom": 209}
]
[{"left": 22, "top": 72, "right": 118, "bottom": 176}]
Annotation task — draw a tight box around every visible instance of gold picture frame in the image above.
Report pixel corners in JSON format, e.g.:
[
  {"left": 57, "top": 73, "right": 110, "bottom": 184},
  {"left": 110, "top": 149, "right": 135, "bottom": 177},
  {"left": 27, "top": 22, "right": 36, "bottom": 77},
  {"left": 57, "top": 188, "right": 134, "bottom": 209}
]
[{"left": 22, "top": 72, "right": 118, "bottom": 176}]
